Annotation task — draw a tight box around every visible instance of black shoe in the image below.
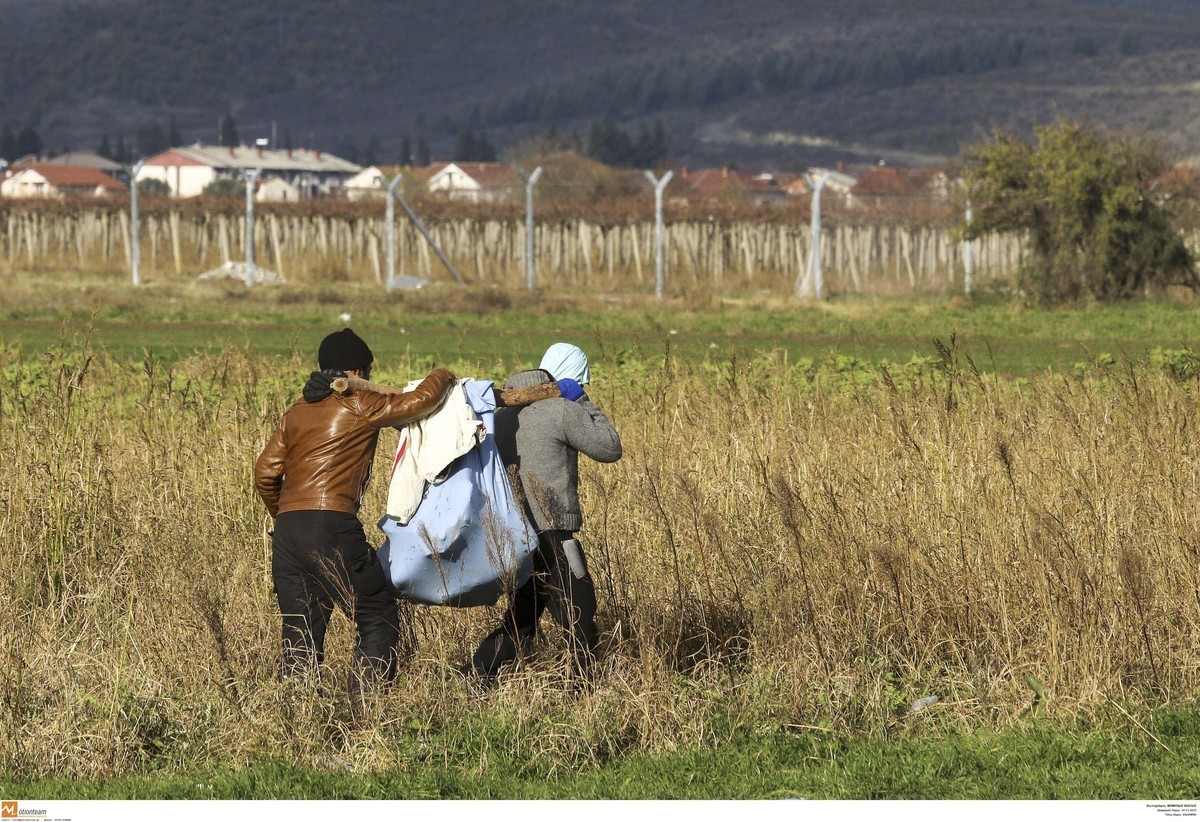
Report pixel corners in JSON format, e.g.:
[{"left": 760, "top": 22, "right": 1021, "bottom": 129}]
[{"left": 469, "top": 628, "right": 536, "bottom": 678}]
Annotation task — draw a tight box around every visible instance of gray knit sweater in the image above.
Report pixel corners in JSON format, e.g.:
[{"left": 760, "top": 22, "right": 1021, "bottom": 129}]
[{"left": 494, "top": 369, "right": 622, "bottom": 532}]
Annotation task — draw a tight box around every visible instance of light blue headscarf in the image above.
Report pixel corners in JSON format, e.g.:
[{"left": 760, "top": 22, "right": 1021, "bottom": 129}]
[{"left": 539, "top": 342, "right": 590, "bottom": 385}]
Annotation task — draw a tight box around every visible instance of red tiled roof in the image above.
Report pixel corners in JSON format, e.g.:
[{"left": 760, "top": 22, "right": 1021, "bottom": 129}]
[
  {"left": 31, "top": 163, "right": 126, "bottom": 190},
  {"left": 143, "top": 149, "right": 209, "bottom": 168},
  {"left": 681, "top": 167, "right": 783, "bottom": 196},
  {"left": 851, "top": 165, "right": 937, "bottom": 196},
  {"left": 410, "top": 162, "right": 449, "bottom": 181}
]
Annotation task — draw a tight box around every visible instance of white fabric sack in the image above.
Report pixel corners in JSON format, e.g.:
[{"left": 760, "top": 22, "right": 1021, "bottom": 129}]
[
  {"left": 377, "top": 379, "right": 538, "bottom": 607},
  {"left": 386, "top": 378, "right": 485, "bottom": 525}
]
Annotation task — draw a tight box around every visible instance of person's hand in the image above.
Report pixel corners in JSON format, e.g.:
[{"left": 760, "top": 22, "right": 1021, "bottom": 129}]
[{"left": 556, "top": 378, "right": 585, "bottom": 401}]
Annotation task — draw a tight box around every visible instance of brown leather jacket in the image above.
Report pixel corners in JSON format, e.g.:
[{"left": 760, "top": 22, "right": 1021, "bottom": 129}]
[{"left": 254, "top": 368, "right": 456, "bottom": 518}]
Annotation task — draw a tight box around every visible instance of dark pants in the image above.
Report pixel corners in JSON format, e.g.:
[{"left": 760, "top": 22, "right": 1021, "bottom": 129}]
[
  {"left": 469, "top": 529, "right": 598, "bottom": 677},
  {"left": 272, "top": 510, "right": 401, "bottom": 685}
]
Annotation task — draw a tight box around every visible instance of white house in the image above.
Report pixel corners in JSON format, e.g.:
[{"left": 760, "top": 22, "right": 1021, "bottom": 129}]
[
  {"left": 426, "top": 162, "right": 521, "bottom": 203},
  {"left": 0, "top": 164, "right": 126, "bottom": 198},
  {"left": 136, "top": 144, "right": 361, "bottom": 198},
  {"left": 344, "top": 165, "right": 388, "bottom": 200},
  {"left": 255, "top": 176, "right": 301, "bottom": 202}
]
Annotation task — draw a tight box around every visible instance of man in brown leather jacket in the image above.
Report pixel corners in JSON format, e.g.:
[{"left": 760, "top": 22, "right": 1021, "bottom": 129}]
[{"left": 254, "top": 328, "right": 455, "bottom": 686}]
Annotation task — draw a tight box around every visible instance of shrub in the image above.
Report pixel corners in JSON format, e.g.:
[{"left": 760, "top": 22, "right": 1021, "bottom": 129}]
[
  {"left": 962, "top": 120, "right": 1194, "bottom": 303},
  {"left": 200, "top": 178, "right": 245, "bottom": 199}
]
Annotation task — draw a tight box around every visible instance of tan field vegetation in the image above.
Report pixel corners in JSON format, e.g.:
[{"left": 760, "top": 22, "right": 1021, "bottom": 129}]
[{"left": 1, "top": 331, "right": 1197, "bottom": 781}]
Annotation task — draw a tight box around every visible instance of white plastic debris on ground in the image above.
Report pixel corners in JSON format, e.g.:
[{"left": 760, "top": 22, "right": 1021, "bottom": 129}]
[
  {"left": 388, "top": 274, "right": 429, "bottom": 290},
  {"left": 196, "top": 261, "right": 286, "bottom": 285}
]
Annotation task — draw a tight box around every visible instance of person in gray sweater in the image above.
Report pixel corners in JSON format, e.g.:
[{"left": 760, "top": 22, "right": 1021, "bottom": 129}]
[{"left": 467, "top": 343, "right": 622, "bottom": 679}]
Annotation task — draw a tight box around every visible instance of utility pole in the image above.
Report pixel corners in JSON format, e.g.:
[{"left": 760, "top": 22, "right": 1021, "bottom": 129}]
[{"left": 644, "top": 169, "right": 673, "bottom": 300}]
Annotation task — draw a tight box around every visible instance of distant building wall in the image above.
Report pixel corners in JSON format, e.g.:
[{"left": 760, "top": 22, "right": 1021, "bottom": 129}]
[{"left": 139, "top": 164, "right": 216, "bottom": 197}]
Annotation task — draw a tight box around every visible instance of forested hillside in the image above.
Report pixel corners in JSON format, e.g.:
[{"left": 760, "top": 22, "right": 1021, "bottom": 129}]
[{"left": 2, "top": 0, "right": 1200, "bottom": 169}]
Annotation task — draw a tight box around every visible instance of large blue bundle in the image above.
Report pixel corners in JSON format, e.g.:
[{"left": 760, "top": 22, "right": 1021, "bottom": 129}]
[{"left": 376, "top": 379, "right": 537, "bottom": 607}]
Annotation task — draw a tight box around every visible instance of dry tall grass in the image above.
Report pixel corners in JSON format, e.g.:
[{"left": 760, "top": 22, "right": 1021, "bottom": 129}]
[{"left": 1, "top": 338, "right": 1197, "bottom": 779}]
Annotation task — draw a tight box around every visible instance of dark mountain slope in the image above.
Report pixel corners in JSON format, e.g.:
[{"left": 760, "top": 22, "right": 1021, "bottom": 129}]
[{"left": 2, "top": 0, "right": 1199, "bottom": 168}]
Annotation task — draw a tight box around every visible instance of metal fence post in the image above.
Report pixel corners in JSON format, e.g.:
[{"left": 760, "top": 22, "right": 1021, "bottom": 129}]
[
  {"left": 395, "top": 187, "right": 466, "bottom": 285},
  {"left": 386, "top": 174, "right": 402, "bottom": 292},
  {"left": 129, "top": 159, "right": 145, "bottom": 287},
  {"left": 644, "top": 170, "right": 673, "bottom": 300},
  {"left": 244, "top": 168, "right": 261, "bottom": 286},
  {"left": 964, "top": 198, "right": 974, "bottom": 298},
  {"left": 797, "top": 171, "right": 829, "bottom": 299},
  {"left": 518, "top": 166, "right": 543, "bottom": 290}
]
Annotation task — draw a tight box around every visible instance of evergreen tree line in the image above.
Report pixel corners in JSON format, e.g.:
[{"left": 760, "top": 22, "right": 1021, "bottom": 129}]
[
  {"left": 453, "top": 130, "right": 497, "bottom": 163},
  {"left": 0, "top": 125, "right": 43, "bottom": 161},
  {"left": 443, "top": 120, "right": 665, "bottom": 169},
  {"left": 94, "top": 110, "right": 292, "bottom": 164},
  {"left": 95, "top": 109, "right": 244, "bottom": 162},
  {"left": 585, "top": 121, "right": 668, "bottom": 168},
  {"left": 5, "top": 112, "right": 209, "bottom": 166},
  {"left": 330, "top": 134, "right": 431, "bottom": 167},
  {"left": 756, "top": 35, "right": 1028, "bottom": 95},
  {"left": 96, "top": 116, "right": 185, "bottom": 164},
  {"left": 217, "top": 111, "right": 239, "bottom": 148},
  {"left": 331, "top": 124, "right": 662, "bottom": 170},
  {"left": 408, "top": 136, "right": 431, "bottom": 166},
  {"left": 460, "top": 35, "right": 1029, "bottom": 130}
]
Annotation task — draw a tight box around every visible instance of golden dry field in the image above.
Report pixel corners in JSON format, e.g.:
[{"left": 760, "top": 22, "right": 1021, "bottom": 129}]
[{"left": 2, "top": 309, "right": 1198, "bottom": 783}]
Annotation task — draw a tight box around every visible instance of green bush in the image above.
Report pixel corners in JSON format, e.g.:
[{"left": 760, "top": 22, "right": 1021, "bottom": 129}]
[
  {"left": 1150, "top": 346, "right": 1200, "bottom": 381},
  {"left": 200, "top": 178, "right": 245, "bottom": 198},
  {"left": 136, "top": 178, "right": 171, "bottom": 197},
  {"left": 963, "top": 121, "right": 1194, "bottom": 304}
]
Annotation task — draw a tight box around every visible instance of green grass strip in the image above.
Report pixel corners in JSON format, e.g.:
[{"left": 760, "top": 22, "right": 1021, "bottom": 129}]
[{"left": 5, "top": 710, "right": 1199, "bottom": 800}]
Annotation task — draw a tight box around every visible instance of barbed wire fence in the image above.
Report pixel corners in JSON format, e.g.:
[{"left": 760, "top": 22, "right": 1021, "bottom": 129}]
[{"left": 5, "top": 182, "right": 1194, "bottom": 297}]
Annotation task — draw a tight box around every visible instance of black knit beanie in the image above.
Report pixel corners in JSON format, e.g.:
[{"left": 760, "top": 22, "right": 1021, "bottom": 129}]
[{"left": 318, "top": 328, "right": 374, "bottom": 371}]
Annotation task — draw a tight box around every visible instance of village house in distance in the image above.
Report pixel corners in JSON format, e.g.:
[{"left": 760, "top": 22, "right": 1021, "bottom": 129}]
[
  {"left": 135, "top": 144, "right": 361, "bottom": 200},
  {"left": 0, "top": 162, "right": 128, "bottom": 198},
  {"left": 342, "top": 161, "right": 524, "bottom": 203},
  {"left": 0, "top": 139, "right": 976, "bottom": 210}
]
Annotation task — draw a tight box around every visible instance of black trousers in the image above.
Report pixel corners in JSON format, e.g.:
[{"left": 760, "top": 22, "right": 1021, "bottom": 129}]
[
  {"left": 271, "top": 510, "right": 401, "bottom": 684},
  {"left": 469, "top": 529, "right": 598, "bottom": 677}
]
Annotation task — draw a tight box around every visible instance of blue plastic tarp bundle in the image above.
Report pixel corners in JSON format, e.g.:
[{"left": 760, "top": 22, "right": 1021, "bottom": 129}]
[{"left": 376, "top": 379, "right": 537, "bottom": 607}]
